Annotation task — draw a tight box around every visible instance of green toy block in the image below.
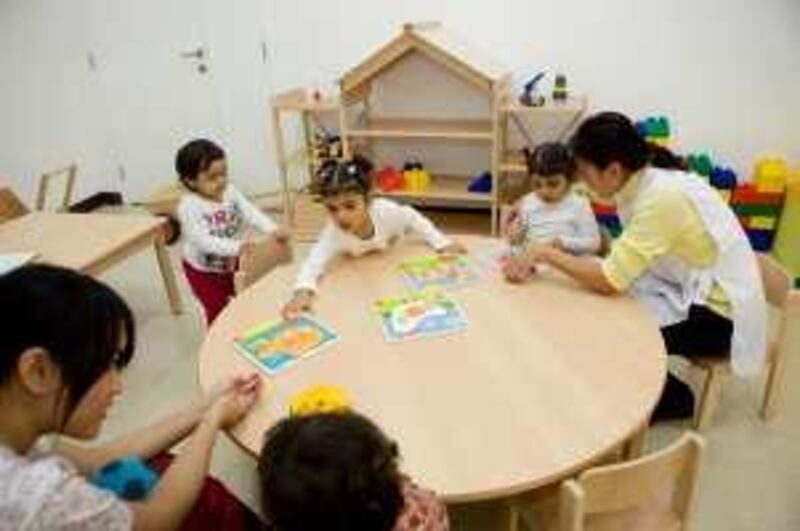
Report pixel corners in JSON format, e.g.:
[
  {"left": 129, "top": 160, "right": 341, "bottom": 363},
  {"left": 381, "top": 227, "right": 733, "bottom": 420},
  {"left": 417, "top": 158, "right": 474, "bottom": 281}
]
[{"left": 732, "top": 204, "right": 783, "bottom": 217}]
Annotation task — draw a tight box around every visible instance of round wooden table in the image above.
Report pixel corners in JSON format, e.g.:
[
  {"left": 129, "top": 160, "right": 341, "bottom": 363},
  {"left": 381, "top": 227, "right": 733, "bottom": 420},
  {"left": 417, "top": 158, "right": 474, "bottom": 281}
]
[{"left": 198, "top": 235, "right": 666, "bottom": 503}]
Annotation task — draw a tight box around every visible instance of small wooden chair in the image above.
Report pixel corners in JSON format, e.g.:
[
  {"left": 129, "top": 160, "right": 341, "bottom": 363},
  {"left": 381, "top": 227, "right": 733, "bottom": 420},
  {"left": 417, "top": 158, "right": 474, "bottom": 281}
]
[
  {"left": 511, "top": 432, "right": 705, "bottom": 531},
  {"left": 692, "top": 253, "right": 799, "bottom": 430},
  {"left": 36, "top": 164, "right": 77, "bottom": 211},
  {"left": 233, "top": 235, "right": 292, "bottom": 295},
  {"left": 0, "top": 186, "right": 30, "bottom": 222}
]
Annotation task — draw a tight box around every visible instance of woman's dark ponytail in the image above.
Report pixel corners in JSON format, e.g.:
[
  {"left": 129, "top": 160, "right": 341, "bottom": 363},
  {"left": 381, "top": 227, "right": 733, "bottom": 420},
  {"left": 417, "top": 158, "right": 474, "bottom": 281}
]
[
  {"left": 646, "top": 142, "right": 686, "bottom": 170},
  {"left": 570, "top": 111, "right": 684, "bottom": 172}
]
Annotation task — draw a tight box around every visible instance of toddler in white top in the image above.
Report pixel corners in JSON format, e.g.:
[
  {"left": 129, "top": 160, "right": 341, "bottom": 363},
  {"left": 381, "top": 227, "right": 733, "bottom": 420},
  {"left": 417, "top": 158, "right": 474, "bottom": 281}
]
[
  {"left": 504, "top": 143, "right": 600, "bottom": 282},
  {"left": 175, "top": 139, "right": 289, "bottom": 324},
  {"left": 282, "top": 156, "right": 464, "bottom": 319}
]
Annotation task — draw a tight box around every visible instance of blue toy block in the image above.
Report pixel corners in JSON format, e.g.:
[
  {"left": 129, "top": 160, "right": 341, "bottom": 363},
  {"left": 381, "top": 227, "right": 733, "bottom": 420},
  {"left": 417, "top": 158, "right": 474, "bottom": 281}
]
[
  {"left": 468, "top": 171, "right": 492, "bottom": 193},
  {"left": 92, "top": 457, "right": 158, "bottom": 501},
  {"left": 710, "top": 167, "right": 737, "bottom": 190},
  {"left": 745, "top": 229, "right": 776, "bottom": 252}
]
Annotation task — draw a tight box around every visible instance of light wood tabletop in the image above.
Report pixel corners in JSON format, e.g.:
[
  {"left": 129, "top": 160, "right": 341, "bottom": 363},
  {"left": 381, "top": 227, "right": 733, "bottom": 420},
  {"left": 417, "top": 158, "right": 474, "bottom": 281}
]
[
  {"left": 198, "top": 235, "right": 666, "bottom": 503},
  {"left": 0, "top": 212, "right": 182, "bottom": 314}
]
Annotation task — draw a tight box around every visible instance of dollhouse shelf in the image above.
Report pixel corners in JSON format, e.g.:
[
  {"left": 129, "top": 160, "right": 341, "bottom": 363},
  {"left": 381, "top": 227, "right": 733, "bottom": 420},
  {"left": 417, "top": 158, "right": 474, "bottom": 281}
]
[
  {"left": 374, "top": 174, "right": 492, "bottom": 207},
  {"left": 348, "top": 118, "right": 493, "bottom": 141},
  {"left": 270, "top": 23, "right": 589, "bottom": 235},
  {"left": 500, "top": 151, "right": 528, "bottom": 173}
]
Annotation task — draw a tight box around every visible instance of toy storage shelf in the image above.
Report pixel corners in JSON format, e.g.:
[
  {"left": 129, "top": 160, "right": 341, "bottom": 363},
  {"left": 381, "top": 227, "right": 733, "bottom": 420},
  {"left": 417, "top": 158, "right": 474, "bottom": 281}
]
[
  {"left": 500, "top": 97, "right": 587, "bottom": 116},
  {"left": 374, "top": 174, "right": 492, "bottom": 208},
  {"left": 500, "top": 151, "right": 528, "bottom": 173},
  {"left": 347, "top": 118, "right": 493, "bottom": 141}
]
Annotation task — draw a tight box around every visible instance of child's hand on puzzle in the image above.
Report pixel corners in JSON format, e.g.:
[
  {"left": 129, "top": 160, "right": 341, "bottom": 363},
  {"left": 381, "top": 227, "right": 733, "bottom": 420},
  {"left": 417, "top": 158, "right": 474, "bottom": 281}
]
[
  {"left": 503, "top": 254, "right": 536, "bottom": 283},
  {"left": 438, "top": 241, "right": 467, "bottom": 255},
  {"left": 205, "top": 372, "right": 262, "bottom": 429},
  {"left": 281, "top": 289, "right": 315, "bottom": 321}
]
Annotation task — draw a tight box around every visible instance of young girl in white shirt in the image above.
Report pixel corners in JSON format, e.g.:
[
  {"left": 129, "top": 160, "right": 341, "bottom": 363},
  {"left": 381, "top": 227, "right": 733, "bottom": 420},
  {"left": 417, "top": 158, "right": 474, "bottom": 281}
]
[
  {"left": 176, "top": 139, "right": 289, "bottom": 325},
  {"left": 504, "top": 142, "right": 601, "bottom": 282},
  {"left": 282, "top": 157, "right": 464, "bottom": 319}
]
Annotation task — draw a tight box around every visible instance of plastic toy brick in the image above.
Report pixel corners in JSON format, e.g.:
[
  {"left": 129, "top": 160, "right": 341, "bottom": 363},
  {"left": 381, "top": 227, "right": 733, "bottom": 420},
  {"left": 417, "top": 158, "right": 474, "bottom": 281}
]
[
  {"left": 749, "top": 216, "right": 778, "bottom": 231},
  {"left": 745, "top": 229, "right": 776, "bottom": 252},
  {"left": 732, "top": 203, "right": 783, "bottom": 217},
  {"left": 730, "top": 188, "right": 784, "bottom": 206}
]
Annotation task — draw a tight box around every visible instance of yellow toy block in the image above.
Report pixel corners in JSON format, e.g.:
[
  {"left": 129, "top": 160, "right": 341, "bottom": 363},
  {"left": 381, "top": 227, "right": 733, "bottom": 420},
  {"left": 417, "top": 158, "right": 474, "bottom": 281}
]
[
  {"left": 749, "top": 216, "right": 777, "bottom": 230},
  {"left": 754, "top": 157, "right": 788, "bottom": 193},
  {"left": 403, "top": 169, "right": 431, "bottom": 192}
]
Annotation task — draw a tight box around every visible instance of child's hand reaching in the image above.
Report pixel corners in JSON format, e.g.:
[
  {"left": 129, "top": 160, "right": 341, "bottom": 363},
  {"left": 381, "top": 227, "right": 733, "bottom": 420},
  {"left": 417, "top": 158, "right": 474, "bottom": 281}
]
[
  {"left": 281, "top": 289, "right": 315, "bottom": 321},
  {"left": 205, "top": 373, "right": 262, "bottom": 429},
  {"left": 438, "top": 241, "right": 467, "bottom": 255}
]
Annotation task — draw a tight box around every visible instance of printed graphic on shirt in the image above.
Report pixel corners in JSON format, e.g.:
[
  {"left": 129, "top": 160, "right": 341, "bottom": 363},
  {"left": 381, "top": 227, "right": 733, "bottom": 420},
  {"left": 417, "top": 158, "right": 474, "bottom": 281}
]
[{"left": 201, "top": 203, "right": 244, "bottom": 270}]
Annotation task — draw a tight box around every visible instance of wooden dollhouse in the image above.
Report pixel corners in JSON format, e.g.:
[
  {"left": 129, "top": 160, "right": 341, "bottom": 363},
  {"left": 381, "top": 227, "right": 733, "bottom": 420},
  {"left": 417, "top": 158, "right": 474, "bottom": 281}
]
[{"left": 270, "top": 22, "right": 587, "bottom": 236}]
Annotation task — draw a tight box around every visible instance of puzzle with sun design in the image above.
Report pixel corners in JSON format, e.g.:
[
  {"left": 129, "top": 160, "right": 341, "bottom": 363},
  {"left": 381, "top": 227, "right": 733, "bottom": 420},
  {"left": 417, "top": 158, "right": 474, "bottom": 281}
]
[
  {"left": 233, "top": 315, "right": 338, "bottom": 376},
  {"left": 373, "top": 290, "right": 467, "bottom": 342}
]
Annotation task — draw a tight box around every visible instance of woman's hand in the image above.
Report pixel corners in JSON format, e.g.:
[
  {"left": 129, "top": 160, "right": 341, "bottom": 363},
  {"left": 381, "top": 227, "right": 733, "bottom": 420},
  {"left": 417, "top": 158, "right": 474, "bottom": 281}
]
[
  {"left": 205, "top": 373, "right": 262, "bottom": 429},
  {"left": 271, "top": 226, "right": 292, "bottom": 245},
  {"left": 524, "top": 241, "right": 558, "bottom": 264},
  {"left": 281, "top": 290, "right": 315, "bottom": 321}
]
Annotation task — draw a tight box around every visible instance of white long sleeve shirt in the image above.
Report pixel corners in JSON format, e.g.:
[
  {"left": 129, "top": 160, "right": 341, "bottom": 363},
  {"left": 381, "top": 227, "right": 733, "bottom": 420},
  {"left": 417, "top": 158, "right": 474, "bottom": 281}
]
[
  {"left": 295, "top": 198, "right": 451, "bottom": 292},
  {"left": 177, "top": 184, "right": 277, "bottom": 272},
  {"left": 516, "top": 191, "right": 601, "bottom": 254}
]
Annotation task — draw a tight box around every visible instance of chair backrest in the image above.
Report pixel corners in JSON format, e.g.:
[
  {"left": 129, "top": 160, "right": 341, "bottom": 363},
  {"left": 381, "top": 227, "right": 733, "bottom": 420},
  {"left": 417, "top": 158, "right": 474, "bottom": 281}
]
[
  {"left": 560, "top": 432, "right": 705, "bottom": 531},
  {"left": 0, "top": 186, "right": 30, "bottom": 222},
  {"left": 36, "top": 164, "right": 77, "bottom": 211},
  {"left": 757, "top": 253, "right": 793, "bottom": 308},
  {"left": 233, "top": 236, "right": 292, "bottom": 295}
]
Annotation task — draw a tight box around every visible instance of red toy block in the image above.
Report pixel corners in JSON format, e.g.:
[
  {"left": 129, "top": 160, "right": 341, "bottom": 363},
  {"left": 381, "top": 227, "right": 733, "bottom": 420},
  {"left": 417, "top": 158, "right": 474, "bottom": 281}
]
[
  {"left": 730, "top": 187, "right": 784, "bottom": 206},
  {"left": 590, "top": 202, "right": 618, "bottom": 216}
]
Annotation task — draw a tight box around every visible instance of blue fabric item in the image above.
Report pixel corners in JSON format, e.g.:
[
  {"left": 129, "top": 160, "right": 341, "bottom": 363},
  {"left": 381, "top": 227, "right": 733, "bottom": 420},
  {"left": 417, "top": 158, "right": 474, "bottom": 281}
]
[{"left": 91, "top": 457, "right": 158, "bottom": 501}]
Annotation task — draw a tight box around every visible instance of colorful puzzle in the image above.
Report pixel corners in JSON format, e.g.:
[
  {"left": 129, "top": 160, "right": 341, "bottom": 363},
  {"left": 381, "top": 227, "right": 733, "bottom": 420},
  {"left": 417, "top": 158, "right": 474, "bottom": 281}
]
[
  {"left": 234, "top": 315, "right": 338, "bottom": 376},
  {"left": 398, "top": 254, "right": 478, "bottom": 291},
  {"left": 373, "top": 290, "right": 467, "bottom": 342}
]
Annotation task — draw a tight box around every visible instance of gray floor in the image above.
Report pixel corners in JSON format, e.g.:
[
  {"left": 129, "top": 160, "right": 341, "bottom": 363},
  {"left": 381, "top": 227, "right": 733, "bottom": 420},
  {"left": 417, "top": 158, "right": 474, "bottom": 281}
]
[{"left": 95, "top": 212, "right": 800, "bottom": 530}]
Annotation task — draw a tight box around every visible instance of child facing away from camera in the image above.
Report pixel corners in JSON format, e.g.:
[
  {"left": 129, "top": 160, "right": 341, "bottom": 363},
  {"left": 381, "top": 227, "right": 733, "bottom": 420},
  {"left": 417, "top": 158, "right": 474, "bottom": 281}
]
[
  {"left": 258, "top": 411, "right": 449, "bottom": 531},
  {"left": 281, "top": 156, "right": 464, "bottom": 319},
  {"left": 504, "top": 142, "right": 601, "bottom": 282},
  {"left": 176, "top": 138, "right": 290, "bottom": 325}
]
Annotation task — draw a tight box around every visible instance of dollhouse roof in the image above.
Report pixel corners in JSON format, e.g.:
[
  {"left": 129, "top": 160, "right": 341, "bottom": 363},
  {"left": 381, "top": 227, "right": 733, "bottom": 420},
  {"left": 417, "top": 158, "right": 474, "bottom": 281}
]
[{"left": 340, "top": 22, "right": 510, "bottom": 97}]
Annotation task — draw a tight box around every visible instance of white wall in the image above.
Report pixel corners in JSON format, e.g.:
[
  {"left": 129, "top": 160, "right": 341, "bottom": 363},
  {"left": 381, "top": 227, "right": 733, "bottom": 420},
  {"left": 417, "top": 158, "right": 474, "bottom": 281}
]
[
  {"left": 0, "top": 1, "right": 116, "bottom": 203},
  {"left": 265, "top": 0, "right": 800, "bottom": 176},
  {"left": 1, "top": 0, "right": 799, "bottom": 204}
]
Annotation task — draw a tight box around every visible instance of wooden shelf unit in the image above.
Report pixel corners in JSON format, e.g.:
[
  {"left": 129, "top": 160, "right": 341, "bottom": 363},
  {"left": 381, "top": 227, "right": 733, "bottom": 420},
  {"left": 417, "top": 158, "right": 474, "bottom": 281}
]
[
  {"left": 374, "top": 174, "right": 492, "bottom": 207},
  {"left": 270, "top": 24, "right": 589, "bottom": 236},
  {"left": 348, "top": 117, "right": 494, "bottom": 141}
]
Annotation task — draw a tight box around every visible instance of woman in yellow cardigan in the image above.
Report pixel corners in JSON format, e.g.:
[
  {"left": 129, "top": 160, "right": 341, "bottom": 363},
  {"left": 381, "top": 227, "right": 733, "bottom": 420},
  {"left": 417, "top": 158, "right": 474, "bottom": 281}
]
[{"left": 506, "top": 112, "right": 766, "bottom": 421}]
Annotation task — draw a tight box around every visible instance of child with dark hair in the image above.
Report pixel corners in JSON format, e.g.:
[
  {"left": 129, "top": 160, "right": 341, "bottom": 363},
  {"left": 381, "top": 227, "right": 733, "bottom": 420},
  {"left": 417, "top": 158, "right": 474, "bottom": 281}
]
[
  {"left": 258, "top": 412, "right": 449, "bottom": 531},
  {"left": 503, "top": 142, "right": 600, "bottom": 283},
  {"left": 176, "top": 138, "right": 290, "bottom": 324},
  {"left": 0, "top": 264, "right": 262, "bottom": 529},
  {"left": 282, "top": 156, "right": 464, "bottom": 319}
]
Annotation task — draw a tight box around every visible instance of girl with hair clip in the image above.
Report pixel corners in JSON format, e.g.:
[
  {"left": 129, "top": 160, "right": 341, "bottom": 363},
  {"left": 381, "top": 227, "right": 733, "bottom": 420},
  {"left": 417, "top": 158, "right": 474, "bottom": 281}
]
[{"left": 282, "top": 156, "right": 464, "bottom": 319}]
